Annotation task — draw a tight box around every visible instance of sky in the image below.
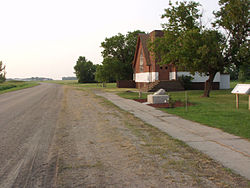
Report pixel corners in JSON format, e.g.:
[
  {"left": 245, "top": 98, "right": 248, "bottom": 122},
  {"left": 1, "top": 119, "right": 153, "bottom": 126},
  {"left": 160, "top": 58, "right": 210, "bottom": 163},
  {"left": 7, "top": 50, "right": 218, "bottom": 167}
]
[{"left": 0, "top": 0, "right": 220, "bottom": 80}]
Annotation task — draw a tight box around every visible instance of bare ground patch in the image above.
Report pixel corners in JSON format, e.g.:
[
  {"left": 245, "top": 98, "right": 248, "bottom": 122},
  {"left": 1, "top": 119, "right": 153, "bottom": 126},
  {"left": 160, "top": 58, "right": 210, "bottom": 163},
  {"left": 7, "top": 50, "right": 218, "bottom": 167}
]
[{"left": 54, "top": 86, "right": 249, "bottom": 187}]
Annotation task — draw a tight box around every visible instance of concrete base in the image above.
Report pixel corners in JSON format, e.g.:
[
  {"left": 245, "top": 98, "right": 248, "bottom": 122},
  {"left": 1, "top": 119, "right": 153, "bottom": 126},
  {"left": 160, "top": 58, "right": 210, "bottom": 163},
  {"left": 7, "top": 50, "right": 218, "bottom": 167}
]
[{"left": 147, "top": 94, "right": 169, "bottom": 104}]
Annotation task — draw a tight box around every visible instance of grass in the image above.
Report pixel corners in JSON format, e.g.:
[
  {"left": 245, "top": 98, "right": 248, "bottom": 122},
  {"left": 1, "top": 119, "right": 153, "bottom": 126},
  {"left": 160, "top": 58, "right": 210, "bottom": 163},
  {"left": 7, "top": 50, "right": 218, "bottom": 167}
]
[
  {"left": 55, "top": 88, "right": 249, "bottom": 186},
  {"left": 48, "top": 79, "right": 250, "bottom": 139},
  {"left": 118, "top": 91, "right": 150, "bottom": 99},
  {"left": 230, "top": 80, "right": 250, "bottom": 88},
  {"left": 46, "top": 80, "right": 137, "bottom": 93},
  {"left": 117, "top": 80, "right": 250, "bottom": 139},
  {"left": 53, "top": 80, "right": 249, "bottom": 185},
  {"left": 98, "top": 99, "right": 249, "bottom": 186},
  {"left": 99, "top": 94, "right": 248, "bottom": 187},
  {"left": 0, "top": 80, "right": 39, "bottom": 94}
]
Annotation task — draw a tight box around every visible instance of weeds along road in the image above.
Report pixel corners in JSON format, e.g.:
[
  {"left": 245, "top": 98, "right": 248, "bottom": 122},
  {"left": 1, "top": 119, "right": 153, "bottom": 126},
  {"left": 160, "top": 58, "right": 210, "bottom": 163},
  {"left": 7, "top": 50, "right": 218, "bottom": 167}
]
[{"left": 0, "top": 83, "right": 248, "bottom": 187}]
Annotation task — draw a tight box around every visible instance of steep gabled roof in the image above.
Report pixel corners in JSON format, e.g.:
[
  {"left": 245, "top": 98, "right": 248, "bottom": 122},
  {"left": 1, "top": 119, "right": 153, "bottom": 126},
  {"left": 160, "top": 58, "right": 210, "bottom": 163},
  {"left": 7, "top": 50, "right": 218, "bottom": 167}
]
[
  {"left": 132, "top": 33, "right": 151, "bottom": 68},
  {"left": 140, "top": 34, "right": 151, "bottom": 66}
]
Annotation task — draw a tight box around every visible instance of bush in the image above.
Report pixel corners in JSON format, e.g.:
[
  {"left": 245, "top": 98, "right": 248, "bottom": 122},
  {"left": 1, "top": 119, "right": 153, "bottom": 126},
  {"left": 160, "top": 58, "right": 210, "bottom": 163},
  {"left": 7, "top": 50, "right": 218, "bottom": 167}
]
[
  {"left": 178, "top": 75, "right": 193, "bottom": 89},
  {"left": 238, "top": 65, "right": 250, "bottom": 82},
  {"left": 0, "top": 85, "right": 16, "bottom": 91},
  {"left": 0, "top": 77, "right": 5, "bottom": 83}
]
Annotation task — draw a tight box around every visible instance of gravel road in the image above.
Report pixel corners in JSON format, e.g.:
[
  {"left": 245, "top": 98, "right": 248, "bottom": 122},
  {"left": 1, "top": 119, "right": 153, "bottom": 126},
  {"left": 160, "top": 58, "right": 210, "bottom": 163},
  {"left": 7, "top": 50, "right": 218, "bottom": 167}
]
[
  {"left": 0, "top": 83, "right": 63, "bottom": 187},
  {"left": 0, "top": 83, "right": 248, "bottom": 188}
]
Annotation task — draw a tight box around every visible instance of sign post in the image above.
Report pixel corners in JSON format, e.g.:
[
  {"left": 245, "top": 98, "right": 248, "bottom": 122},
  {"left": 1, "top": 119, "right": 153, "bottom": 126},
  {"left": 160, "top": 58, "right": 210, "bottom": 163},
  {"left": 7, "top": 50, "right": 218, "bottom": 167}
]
[
  {"left": 236, "top": 94, "right": 239, "bottom": 109},
  {"left": 231, "top": 84, "right": 250, "bottom": 110},
  {"left": 249, "top": 95, "right": 250, "bottom": 110}
]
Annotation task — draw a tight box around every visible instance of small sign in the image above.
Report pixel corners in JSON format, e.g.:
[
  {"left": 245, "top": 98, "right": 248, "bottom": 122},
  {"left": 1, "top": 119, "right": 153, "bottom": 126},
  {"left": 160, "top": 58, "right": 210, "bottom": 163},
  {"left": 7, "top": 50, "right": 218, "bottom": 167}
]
[
  {"left": 231, "top": 84, "right": 250, "bottom": 95},
  {"left": 231, "top": 84, "right": 250, "bottom": 110}
]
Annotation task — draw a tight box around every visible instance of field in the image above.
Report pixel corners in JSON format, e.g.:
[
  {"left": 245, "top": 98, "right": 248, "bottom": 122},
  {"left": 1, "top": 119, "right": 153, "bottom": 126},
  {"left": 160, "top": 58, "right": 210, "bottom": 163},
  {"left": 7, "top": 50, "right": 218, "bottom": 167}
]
[
  {"left": 0, "top": 81, "right": 39, "bottom": 94},
  {"left": 47, "top": 80, "right": 137, "bottom": 93}
]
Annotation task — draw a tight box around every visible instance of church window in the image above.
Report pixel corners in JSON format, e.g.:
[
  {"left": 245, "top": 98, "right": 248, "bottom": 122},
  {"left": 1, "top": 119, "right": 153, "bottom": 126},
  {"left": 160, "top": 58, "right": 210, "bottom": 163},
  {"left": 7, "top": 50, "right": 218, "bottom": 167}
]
[{"left": 139, "top": 51, "right": 144, "bottom": 72}]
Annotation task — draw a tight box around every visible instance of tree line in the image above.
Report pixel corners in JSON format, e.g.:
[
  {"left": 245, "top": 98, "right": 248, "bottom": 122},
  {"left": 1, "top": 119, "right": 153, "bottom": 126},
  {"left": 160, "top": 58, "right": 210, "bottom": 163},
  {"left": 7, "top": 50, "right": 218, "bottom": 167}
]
[{"left": 74, "top": 0, "right": 249, "bottom": 97}]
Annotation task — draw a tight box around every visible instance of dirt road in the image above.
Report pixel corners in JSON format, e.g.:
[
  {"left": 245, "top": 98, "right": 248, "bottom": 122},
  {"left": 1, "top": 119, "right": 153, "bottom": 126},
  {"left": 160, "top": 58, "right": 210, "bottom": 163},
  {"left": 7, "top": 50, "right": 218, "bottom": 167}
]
[
  {"left": 0, "top": 83, "right": 248, "bottom": 187},
  {"left": 0, "top": 83, "right": 63, "bottom": 187}
]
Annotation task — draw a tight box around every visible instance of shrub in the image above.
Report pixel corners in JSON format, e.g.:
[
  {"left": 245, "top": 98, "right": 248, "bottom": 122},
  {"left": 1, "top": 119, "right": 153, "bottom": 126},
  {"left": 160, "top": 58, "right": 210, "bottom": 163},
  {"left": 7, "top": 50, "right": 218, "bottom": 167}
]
[{"left": 178, "top": 75, "right": 193, "bottom": 89}]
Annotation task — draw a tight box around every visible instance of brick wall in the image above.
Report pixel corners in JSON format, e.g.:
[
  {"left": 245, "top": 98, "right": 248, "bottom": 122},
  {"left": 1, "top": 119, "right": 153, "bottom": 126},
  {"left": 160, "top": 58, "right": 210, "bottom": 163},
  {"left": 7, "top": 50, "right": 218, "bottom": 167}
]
[
  {"left": 187, "top": 82, "right": 220, "bottom": 90},
  {"left": 117, "top": 80, "right": 136, "bottom": 88}
]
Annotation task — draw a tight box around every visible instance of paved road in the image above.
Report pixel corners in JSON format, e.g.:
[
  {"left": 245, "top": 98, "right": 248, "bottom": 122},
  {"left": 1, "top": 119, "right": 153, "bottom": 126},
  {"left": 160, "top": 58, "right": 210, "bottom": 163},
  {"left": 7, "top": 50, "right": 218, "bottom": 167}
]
[
  {"left": 95, "top": 91, "right": 250, "bottom": 180},
  {"left": 0, "top": 83, "right": 63, "bottom": 187}
]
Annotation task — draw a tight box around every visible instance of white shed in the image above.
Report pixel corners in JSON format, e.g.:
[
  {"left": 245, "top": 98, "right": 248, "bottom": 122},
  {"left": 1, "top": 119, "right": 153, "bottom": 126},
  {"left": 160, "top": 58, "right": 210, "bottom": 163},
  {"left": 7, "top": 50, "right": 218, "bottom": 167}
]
[{"left": 219, "top": 74, "right": 230, "bottom": 89}]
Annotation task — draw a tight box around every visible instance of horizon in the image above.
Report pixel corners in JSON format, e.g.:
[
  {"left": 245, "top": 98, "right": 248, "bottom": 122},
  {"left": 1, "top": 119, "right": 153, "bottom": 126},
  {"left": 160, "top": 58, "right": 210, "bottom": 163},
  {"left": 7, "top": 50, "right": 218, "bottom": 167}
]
[{"left": 1, "top": 0, "right": 219, "bottom": 80}]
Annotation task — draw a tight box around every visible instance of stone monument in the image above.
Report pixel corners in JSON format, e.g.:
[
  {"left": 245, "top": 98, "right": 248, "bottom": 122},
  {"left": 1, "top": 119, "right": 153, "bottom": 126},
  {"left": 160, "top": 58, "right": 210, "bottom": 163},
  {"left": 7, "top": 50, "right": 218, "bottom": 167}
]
[{"left": 147, "top": 89, "right": 169, "bottom": 104}]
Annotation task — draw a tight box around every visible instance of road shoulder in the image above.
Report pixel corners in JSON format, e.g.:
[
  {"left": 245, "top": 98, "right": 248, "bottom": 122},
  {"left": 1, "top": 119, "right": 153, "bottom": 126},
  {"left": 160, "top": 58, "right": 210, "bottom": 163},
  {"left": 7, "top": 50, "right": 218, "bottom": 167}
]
[{"left": 95, "top": 90, "right": 250, "bottom": 180}]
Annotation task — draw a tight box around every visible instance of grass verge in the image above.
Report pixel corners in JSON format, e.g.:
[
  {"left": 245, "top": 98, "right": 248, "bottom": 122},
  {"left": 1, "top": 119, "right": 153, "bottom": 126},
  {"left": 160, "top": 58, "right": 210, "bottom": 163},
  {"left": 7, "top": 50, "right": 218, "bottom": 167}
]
[
  {"left": 49, "top": 80, "right": 250, "bottom": 139},
  {"left": 96, "top": 91, "right": 250, "bottom": 186},
  {"left": 46, "top": 80, "right": 137, "bottom": 93},
  {"left": 0, "top": 81, "right": 39, "bottom": 94}
]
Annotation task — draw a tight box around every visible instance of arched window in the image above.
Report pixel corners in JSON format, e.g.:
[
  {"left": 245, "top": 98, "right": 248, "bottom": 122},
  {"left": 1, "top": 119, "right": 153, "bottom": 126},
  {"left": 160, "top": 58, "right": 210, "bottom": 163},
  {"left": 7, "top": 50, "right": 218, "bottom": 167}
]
[{"left": 140, "top": 51, "right": 144, "bottom": 72}]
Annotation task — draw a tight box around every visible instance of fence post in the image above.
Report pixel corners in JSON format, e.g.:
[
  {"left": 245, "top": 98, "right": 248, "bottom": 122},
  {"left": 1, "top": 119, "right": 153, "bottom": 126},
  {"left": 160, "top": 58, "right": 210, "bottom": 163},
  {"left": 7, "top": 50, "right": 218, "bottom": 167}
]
[{"left": 236, "top": 94, "right": 239, "bottom": 109}]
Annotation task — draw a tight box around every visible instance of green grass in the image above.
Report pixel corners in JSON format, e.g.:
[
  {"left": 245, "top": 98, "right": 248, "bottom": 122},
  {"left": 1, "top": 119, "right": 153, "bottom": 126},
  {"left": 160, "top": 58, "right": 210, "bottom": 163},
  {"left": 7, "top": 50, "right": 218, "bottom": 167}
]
[
  {"left": 0, "top": 81, "right": 39, "bottom": 94},
  {"left": 117, "top": 91, "right": 151, "bottom": 99},
  {"left": 46, "top": 80, "right": 115, "bottom": 88},
  {"left": 45, "top": 80, "right": 78, "bottom": 85},
  {"left": 47, "top": 80, "right": 137, "bottom": 93},
  {"left": 48, "top": 79, "right": 250, "bottom": 139},
  {"left": 117, "top": 81, "right": 250, "bottom": 139},
  {"left": 230, "top": 80, "right": 250, "bottom": 88}
]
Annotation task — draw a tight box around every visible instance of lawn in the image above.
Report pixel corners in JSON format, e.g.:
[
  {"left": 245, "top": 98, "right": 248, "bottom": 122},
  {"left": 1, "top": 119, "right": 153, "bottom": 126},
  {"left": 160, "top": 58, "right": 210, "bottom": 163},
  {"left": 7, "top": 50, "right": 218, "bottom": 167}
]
[
  {"left": 0, "top": 81, "right": 39, "bottom": 94},
  {"left": 117, "top": 81, "right": 250, "bottom": 139},
  {"left": 47, "top": 80, "right": 138, "bottom": 93},
  {"left": 49, "top": 79, "right": 250, "bottom": 139}
]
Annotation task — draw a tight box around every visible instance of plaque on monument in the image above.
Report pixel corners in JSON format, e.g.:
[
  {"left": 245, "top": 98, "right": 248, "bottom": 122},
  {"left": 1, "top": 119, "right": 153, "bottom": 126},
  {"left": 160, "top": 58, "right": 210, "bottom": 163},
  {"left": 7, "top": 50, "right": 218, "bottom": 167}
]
[{"left": 147, "top": 89, "right": 169, "bottom": 104}]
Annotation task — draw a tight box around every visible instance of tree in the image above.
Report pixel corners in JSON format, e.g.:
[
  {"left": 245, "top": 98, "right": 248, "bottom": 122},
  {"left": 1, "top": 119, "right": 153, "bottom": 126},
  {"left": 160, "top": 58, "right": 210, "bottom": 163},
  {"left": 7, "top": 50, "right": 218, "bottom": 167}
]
[
  {"left": 95, "top": 64, "right": 111, "bottom": 87},
  {"left": 150, "top": 0, "right": 249, "bottom": 97},
  {"left": 213, "top": 0, "right": 250, "bottom": 71},
  {"left": 150, "top": 1, "right": 221, "bottom": 97},
  {"left": 214, "top": 0, "right": 250, "bottom": 81},
  {"left": 238, "top": 63, "right": 250, "bottom": 82},
  {"left": 74, "top": 56, "right": 96, "bottom": 83},
  {"left": 100, "top": 30, "right": 145, "bottom": 81},
  {"left": 0, "top": 61, "right": 6, "bottom": 83}
]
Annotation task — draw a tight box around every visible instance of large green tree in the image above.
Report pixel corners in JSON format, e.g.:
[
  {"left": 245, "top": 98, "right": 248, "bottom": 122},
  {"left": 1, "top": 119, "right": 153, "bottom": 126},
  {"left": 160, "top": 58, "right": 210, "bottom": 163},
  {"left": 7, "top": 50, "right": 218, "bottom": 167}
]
[
  {"left": 176, "top": 29, "right": 225, "bottom": 96},
  {"left": 213, "top": 0, "right": 249, "bottom": 67},
  {"left": 150, "top": 0, "right": 249, "bottom": 97},
  {"left": 213, "top": 0, "right": 250, "bottom": 80},
  {"left": 0, "top": 61, "right": 6, "bottom": 83},
  {"left": 100, "top": 30, "right": 145, "bottom": 81},
  {"left": 74, "top": 56, "right": 96, "bottom": 83},
  {"left": 95, "top": 64, "right": 114, "bottom": 86}
]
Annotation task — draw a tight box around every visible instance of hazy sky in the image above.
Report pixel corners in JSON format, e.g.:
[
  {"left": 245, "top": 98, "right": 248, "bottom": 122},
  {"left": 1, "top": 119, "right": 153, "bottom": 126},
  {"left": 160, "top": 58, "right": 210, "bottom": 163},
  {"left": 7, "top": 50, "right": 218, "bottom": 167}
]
[{"left": 0, "top": 0, "right": 219, "bottom": 80}]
